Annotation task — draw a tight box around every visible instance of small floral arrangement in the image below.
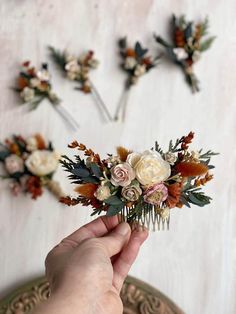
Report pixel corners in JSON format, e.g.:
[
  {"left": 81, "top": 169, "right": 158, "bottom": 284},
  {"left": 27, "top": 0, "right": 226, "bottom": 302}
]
[
  {"left": 60, "top": 132, "right": 217, "bottom": 230},
  {"left": 118, "top": 37, "right": 161, "bottom": 87},
  {"left": 49, "top": 47, "right": 112, "bottom": 122},
  {"left": 49, "top": 47, "right": 99, "bottom": 93},
  {"left": 16, "top": 61, "right": 60, "bottom": 109},
  {"left": 115, "top": 37, "right": 161, "bottom": 121},
  {"left": 154, "top": 15, "right": 215, "bottom": 92},
  {"left": 0, "top": 134, "right": 64, "bottom": 200},
  {"left": 15, "top": 61, "right": 79, "bottom": 130}
]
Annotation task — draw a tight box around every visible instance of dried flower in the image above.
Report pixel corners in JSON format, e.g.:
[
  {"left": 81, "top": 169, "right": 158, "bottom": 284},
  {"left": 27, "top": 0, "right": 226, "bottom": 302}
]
[
  {"left": 94, "top": 185, "right": 111, "bottom": 201},
  {"left": 25, "top": 150, "right": 59, "bottom": 177},
  {"left": 134, "top": 151, "right": 171, "bottom": 186},
  {"left": 164, "top": 152, "right": 177, "bottom": 165},
  {"left": 121, "top": 182, "right": 142, "bottom": 201},
  {"left": 5, "top": 155, "right": 24, "bottom": 174},
  {"left": 155, "top": 15, "right": 215, "bottom": 92},
  {"left": 144, "top": 183, "right": 168, "bottom": 205},
  {"left": 111, "top": 163, "right": 135, "bottom": 187}
]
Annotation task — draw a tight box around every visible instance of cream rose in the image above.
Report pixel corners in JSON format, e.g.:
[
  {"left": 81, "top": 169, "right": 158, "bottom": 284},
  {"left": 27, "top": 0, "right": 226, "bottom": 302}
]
[
  {"left": 5, "top": 155, "right": 24, "bottom": 174},
  {"left": 121, "top": 182, "right": 142, "bottom": 202},
  {"left": 94, "top": 185, "right": 111, "bottom": 201},
  {"left": 134, "top": 150, "right": 171, "bottom": 186},
  {"left": 110, "top": 163, "right": 135, "bottom": 187},
  {"left": 25, "top": 150, "right": 59, "bottom": 176}
]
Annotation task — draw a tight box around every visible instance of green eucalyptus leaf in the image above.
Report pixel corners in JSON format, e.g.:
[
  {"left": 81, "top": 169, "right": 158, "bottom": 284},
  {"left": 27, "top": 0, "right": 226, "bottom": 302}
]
[
  {"left": 104, "top": 195, "right": 123, "bottom": 206},
  {"left": 72, "top": 168, "right": 90, "bottom": 177}
]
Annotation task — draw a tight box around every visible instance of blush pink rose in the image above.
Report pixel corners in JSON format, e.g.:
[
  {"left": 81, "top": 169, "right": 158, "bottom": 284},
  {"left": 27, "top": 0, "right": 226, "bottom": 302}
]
[
  {"left": 144, "top": 183, "right": 168, "bottom": 205},
  {"left": 110, "top": 163, "right": 135, "bottom": 187}
]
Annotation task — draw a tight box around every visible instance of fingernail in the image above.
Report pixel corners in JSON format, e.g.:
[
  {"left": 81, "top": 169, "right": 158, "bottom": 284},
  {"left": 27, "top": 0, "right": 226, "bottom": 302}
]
[{"left": 116, "top": 222, "right": 130, "bottom": 236}]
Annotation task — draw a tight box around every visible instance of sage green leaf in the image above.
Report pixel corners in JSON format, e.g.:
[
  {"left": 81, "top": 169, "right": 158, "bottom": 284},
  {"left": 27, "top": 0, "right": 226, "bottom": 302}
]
[{"left": 90, "top": 162, "right": 103, "bottom": 178}]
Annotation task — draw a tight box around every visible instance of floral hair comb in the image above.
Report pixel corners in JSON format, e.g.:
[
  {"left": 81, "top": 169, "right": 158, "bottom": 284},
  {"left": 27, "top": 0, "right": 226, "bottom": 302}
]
[
  {"left": 0, "top": 134, "right": 64, "bottom": 200},
  {"left": 60, "top": 132, "right": 217, "bottom": 231},
  {"left": 115, "top": 37, "right": 161, "bottom": 121},
  {"left": 49, "top": 47, "right": 112, "bottom": 123},
  {"left": 154, "top": 15, "right": 215, "bottom": 92},
  {"left": 15, "top": 61, "right": 79, "bottom": 130}
]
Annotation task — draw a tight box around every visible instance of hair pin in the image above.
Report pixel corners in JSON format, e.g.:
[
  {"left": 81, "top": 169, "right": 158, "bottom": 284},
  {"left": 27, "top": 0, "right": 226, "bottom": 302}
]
[
  {"left": 114, "top": 37, "right": 161, "bottom": 122},
  {"left": 15, "top": 61, "right": 80, "bottom": 131},
  {"left": 49, "top": 47, "right": 112, "bottom": 123},
  {"left": 154, "top": 15, "right": 215, "bottom": 92}
]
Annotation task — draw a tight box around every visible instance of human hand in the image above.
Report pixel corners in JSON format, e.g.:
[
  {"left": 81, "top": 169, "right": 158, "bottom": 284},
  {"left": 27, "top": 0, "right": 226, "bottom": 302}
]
[{"left": 34, "top": 216, "right": 148, "bottom": 314}]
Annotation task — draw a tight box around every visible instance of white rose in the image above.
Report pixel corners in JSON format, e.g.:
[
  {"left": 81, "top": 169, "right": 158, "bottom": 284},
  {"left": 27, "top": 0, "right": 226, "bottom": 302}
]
[
  {"left": 5, "top": 155, "right": 24, "bottom": 174},
  {"left": 20, "top": 87, "right": 35, "bottom": 102},
  {"left": 127, "top": 152, "right": 142, "bottom": 167},
  {"left": 173, "top": 48, "right": 188, "bottom": 61},
  {"left": 88, "top": 58, "right": 99, "bottom": 69},
  {"left": 94, "top": 185, "right": 111, "bottom": 201},
  {"left": 134, "top": 64, "right": 146, "bottom": 77},
  {"left": 192, "top": 51, "right": 201, "bottom": 63},
  {"left": 65, "top": 60, "right": 81, "bottom": 74},
  {"left": 124, "top": 57, "right": 137, "bottom": 70},
  {"left": 37, "top": 69, "right": 50, "bottom": 81},
  {"left": 134, "top": 150, "right": 171, "bottom": 186},
  {"left": 30, "top": 78, "right": 41, "bottom": 88},
  {"left": 25, "top": 150, "right": 59, "bottom": 176},
  {"left": 26, "top": 137, "right": 38, "bottom": 152},
  {"left": 164, "top": 152, "right": 177, "bottom": 165}
]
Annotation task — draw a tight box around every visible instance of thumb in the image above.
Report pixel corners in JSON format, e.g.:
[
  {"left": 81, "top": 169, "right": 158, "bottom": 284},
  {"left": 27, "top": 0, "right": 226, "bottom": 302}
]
[{"left": 99, "top": 222, "right": 131, "bottom": 257}]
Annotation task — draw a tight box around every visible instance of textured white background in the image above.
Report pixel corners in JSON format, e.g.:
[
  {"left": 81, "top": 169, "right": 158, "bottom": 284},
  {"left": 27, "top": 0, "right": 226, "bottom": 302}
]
[{"left": 0, "top": 1, "right": 236, "bottom": 313}]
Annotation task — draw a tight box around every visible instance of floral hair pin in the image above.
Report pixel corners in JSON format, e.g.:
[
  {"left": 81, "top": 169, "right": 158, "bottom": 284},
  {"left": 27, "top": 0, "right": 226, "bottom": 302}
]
[
  {"left": 0, "top": 134, "right": 64, "bottom": 200},
  {"left": 49, "top": 47, "right": 112, "bottom": 122},
  {"left": 154, "top": 15, "right": 215, "bottom": 93},
  {"left": 115, "top": 37, "right": 161, "bottom": 121},
  {"left": 15, "top": 61, "right": 79, "bottom": 130},
  {"left": 60, "top": 132, "right": 217, "bottom": 231}
]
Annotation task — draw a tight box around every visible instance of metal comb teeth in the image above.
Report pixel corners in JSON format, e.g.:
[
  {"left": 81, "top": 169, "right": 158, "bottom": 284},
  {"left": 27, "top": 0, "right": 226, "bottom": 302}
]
[{"left": 118, "top": 205, "right": 170, "bottom": 231}]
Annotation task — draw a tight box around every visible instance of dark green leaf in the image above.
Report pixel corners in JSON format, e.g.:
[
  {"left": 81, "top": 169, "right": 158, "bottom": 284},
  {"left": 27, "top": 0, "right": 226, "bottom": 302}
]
[
  {"left": 82, "top": 176, "right": 99, "bottom": 183},
  {"left": 135, "top": 42, "right": 148, "bottom": 58},
  {"left": 184, "top": 22, "right": 193, "bottom": 40},
  {"left": 90, "top": 162, "right": 103, "bottom": 178},
  {"left": 154, "top": 35, "right": 173, "bottom": 48},
  {"left": 0, "top": 151, "right": 10, "bottom": 161},
  {"left": 118, "top": 37, "right": 127, "bottom": 49},
  {"left": 72, "top": 168, "right": 90, "bottom": 177}
]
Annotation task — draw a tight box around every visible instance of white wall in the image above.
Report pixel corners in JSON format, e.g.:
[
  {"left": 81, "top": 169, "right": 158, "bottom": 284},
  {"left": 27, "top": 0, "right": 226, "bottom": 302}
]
[{"left": 0, "top": 1, "right": 235, "bottom": 313}]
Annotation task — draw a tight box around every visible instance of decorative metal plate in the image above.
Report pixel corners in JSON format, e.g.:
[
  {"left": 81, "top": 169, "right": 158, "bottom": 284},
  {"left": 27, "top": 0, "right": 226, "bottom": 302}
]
[{"left": 0, "top": 276, "right": 184, "bottom": 314}]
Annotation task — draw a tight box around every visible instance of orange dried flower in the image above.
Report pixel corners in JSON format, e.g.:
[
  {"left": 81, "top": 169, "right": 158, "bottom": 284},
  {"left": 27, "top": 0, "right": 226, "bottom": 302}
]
[
  {"left": 175, "top": 28, "right": 185, "bottom": 47},
  {"left": 22, "top": 61, "right": 30, "bottom": 67},
  {"left": 75, "top": 183, "right": 98, "bottom": 198},
  {"left": 9, "top": 143, "right": 20, "bottom": 155},
  {"left": 18, "top": 77, "right": 28, "bottom": 90},
  {"left": 126, "top": 48, "right": 136, "bottom": 57},
  {"left": 181, "top": 132, "right": 194, "bottom": 150},
  {"left": 60, "top": 196, "right": 80, "bottom": 206},
  {"left": 175, "top": 162, "right": 208, "bottom": 177},
  {"left": 82, "top": 85, "right": 91, "bottom": 93},
  {"left": 26, "top": 176, "right": 43, "bottom": 199},
  {"left": 166, "top": 182, "right": 182, "bottom": 208},
  {"left": 195, "top": 173, "right": 213, "bottom": 186},
  {"left": 35, "top": 134, "right": 46, "bottom": 150},
  {"left": 116, "top": 146, "right": 130, "bottom": 162}
]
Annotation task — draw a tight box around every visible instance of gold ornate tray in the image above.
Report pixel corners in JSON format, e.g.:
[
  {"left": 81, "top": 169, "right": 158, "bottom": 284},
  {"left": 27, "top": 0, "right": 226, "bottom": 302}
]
[{"left": 0, "top": 276, "right": 184, "bottom": 314}]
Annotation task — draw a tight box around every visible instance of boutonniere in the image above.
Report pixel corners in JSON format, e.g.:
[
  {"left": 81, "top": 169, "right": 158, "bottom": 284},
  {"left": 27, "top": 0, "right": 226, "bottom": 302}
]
[
  {"left": 15, "top": 61, "right": 79, "bottom": 130},
  {"left": 0, "top": 134, "right": 64, "bottom": 200},
  {"left": 60, "top": 132, "right": 218, "bottom": 231},
  {"left": 115, "top": 37, "right": 161, "bottom": 121},
  {"left": 154, "top": 15, "right": 215, "bottom": 92},
  {"left": 49, "top": 47, "right": 112, "bottom": 122}
]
